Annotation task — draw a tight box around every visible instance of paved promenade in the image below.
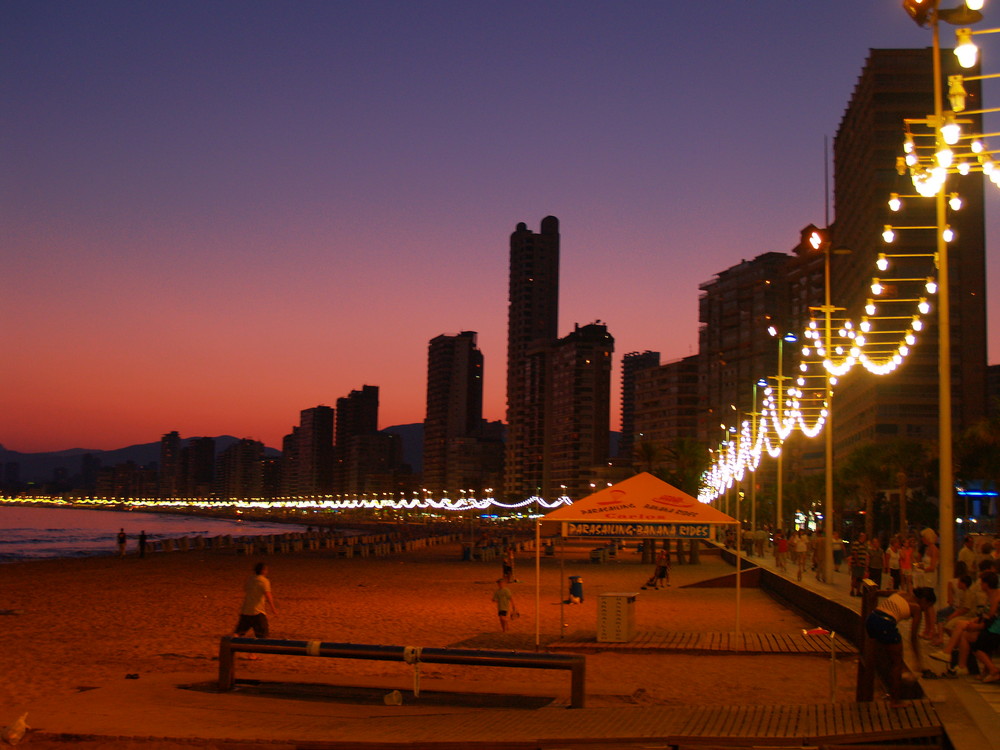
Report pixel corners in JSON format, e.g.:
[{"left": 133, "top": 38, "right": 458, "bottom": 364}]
[{"left": 731, "top": 540, "right": 1000, "bottom": 750}]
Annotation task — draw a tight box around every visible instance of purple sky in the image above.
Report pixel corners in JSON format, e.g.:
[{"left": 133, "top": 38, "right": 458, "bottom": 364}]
[{"left": 3, "top": 1, "right": 998, "bottom": 453}]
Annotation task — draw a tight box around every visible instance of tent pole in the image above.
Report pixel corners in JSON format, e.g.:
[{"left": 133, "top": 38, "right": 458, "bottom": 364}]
[{"left": 534, "top": 519, "right": 541, "bottom": 651}]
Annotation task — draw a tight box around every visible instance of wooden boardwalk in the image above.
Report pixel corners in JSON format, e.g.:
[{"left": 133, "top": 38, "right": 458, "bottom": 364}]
[
  {"left": 287, "top": 699, "right": 942, "bottom": 749},
  {"left": 547, "top": 630, "right": 858, "bottom": 655}
]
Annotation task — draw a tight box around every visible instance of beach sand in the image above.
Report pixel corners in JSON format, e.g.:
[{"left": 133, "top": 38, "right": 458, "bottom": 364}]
[{"left": 0, "top": 535, "right": 858, "bottom": 746}]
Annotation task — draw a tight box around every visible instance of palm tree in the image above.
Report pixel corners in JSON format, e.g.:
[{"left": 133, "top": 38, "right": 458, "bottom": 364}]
[
  {"left": 663, "top": 437, "right": 710, "bottom": 564},
  {"left": 838, "top": 443, "right": 887, "bottom": 540},
  {"left": 633, "top": 440, "right": 667, "bottom": 475},
  {"left": 959, "top": 402, "right": 1000, "bottom": 518},
  {"left": 881, "top": 439, "right": 929, "bottom": 535}
]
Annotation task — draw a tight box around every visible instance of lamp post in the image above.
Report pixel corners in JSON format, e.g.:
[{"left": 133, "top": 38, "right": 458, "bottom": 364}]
[
  {"left": 806, "top": 230, "right": 851, "bottom": 586},
  {"left": 768, "top": 327, "right": 798, "bottom": 532},
  {"left": 901, "top": 0, "right": 985, "bottom": 594},
  {"left": 751, "top": 378, "right": 766, "bottom": 530}
]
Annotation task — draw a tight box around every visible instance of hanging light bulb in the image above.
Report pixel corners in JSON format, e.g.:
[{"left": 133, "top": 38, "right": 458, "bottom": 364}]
[
  {"left": 955, "top": 28, "right": 978, "bottom": 69},
  {"left": 949, "top": 192, "right": 963, "bottom": 211},
  {"left": 913, "top": 316, "right": 923, "bottom": 331},
  {"left": 936, "top": 146, "right": 954, "bottom": 167},
  {"left": 943, "top": 225, "right": 955, "bottom": 242},
  {"left": 918, "top": 297, "right": 930, "bottom": 314},
  {"left": 957, "top": 160, "right": 971, "bottom": 175},
  {"left": 860, "top": 317, "right": 871, "bottom": 333},
  {"left": 904, "top": 134, "right": 915, "bottom": 153},
  {"left": 905, "top": 333, "right": 916, "bottom": 345},
  {"left": 906, "top": 151, "right": 919, "bottom": 167},
  {"left": 888, "top": 193, "right": 902, "bottom": 212},
  {"left": 866, "top": 299, "right": 876, "bottom": 316},
  {"left": 949, "top": 75, "right": 967, "bottom": 112},
  {"left": 972, "top": 138, "right": 985, "bottom": 154},
  {"left": 926, "top": 277, "right": 938, "bottom": 294},
  {"left": 940, "top": 112, "right": 961, "bottom": 145},
  {"left": 882, "top": 225, "right": 895, "bottom": 243},
  {"left": 877, "top": 253, "right": 889, "bottom": 271},
  {"left": 967, "top": 0, "right": 985, "bottom": 10},
  {"left": 982, "top": 155, "right": 995, "bottom": 175},
  {"left": 871, "top": 278, "right": 883, "bottom": 295}
]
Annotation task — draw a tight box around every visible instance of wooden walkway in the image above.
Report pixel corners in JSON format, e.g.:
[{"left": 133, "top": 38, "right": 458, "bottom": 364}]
[
  {"left": 547, "top": 630, "right": 858, "bottom": 655},
  {"left": 285, "top": 699, "right": 942, "bottom": 749}
]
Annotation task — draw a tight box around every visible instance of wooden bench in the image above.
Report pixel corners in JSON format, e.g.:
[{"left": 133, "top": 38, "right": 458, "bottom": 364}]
[{"left": 218, "top": 636, "right": 586, "bottom": 708}]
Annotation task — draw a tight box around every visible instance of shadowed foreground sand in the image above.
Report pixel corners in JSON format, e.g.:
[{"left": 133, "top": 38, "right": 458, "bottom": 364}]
[{"left": 1, "top": 537, "right": 859, "bottom": 746}]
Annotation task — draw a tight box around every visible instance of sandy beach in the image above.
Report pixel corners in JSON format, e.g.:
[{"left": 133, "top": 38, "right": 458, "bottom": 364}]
[{"left": 0, "top": 533, "right": 859, "bottom": 745}]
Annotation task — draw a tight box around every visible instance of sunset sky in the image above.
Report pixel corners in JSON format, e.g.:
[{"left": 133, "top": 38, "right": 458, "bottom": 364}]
[{"left": 4, "top": 1, "right": 999, "bottom": 453}]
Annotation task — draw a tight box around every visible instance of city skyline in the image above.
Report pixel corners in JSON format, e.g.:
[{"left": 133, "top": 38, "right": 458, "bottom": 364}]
[{"left": 5, "top": 1, "right": 999, "bottom": 453}]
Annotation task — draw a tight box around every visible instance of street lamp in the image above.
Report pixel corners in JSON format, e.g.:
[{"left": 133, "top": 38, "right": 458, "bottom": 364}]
[
  {"left": 768, "top": 327, "right": 798, "bottom": 531},
  {"left": 901, "top": 0, "right": 987, "bottom": 594},
  {"left": 751, "top": 377, "right": 767, "bottom": 530}
]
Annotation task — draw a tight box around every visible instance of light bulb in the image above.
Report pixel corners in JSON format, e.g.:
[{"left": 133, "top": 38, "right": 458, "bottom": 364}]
[
  {"left": 860, "top": 318, "right": 871, "bottom": 333},
  {"left": 871, "top": 279, "right": 883, "bottom": 295},
  {"left": 943, "top": 225, "right": 955, "bottom": 242},
  {"left": 888, "top": 193, "right": 902, "bottom": 212},
  {"left": 877, "top": 253, "right": 889, "bottom": 271},
  {"left": 972, "top": 139, "right": 985, "bottom": 154},
  {"left": 904, "top": 135, "right": 915, "bottom": 154},
  {"left": 949, "top": 193, "right": 963, "bottom": 211},
  {"left": 913, "top": 317, "right": 923, "bottom": 331},
  {"left": 918, "top": 298, "right": 930, "bottom": 314},
  {"left": 866, "top": 299, "right": 876, "bottom": 316},
  {"left": 955, "top": 29, "right": 978, "bottom": 69},
  {"left": 958, "top": 160, "right": 971, "bottom": 175},
  {"left": 882, "top": 225, "right": 895, "bottom": 243},
  {"left": 936, "top": 145, "right": 954, "bottom": 167},
  {"left": 967, "top": 0, "right": 984, "bottom": 10},
  {"left": 941, "top": 113, "right": 961, "bottom": 146},
  {"left": 926, "top": 277, "right": 938, "bottom": 294}
]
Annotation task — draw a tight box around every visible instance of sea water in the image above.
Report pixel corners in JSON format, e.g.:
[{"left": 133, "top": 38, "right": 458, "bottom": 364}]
[{"left": 0, "top": 505, "right": 310, "bottom": 562}]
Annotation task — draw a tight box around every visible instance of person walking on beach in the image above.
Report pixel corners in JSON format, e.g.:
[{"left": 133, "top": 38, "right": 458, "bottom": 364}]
[
  {"left": 864, "top": 587, "right": 936, "bottom": 708},
  {"left": 792, "top": 530, "right": 809, "bottom": 581},
  {"left": 492, "top": 578, "right": 516, "bottom": 632},
  {"left": 138, "top": 530, "right": 147, "bottom": 559},
  {"left": 116, "top": 528, "right": 127, "bottom": 558},
  {"left": 642, "top": 546, "right": 670, "bottom": 589},
  {"left": 502, "top": 546, "right": 516, "bottom": 583},
  {"left": 234, "top": 563, "right": 277, "bottom": 642}
]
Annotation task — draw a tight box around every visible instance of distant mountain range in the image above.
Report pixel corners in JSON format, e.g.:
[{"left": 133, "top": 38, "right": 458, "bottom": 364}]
[{"left": 1, "top": 423, "right": 619, "bottom": 485}]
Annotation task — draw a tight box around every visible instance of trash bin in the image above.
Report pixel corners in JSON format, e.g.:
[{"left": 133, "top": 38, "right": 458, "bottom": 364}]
[
  {"left": 568, "top": 575, "right": 584, "bottom": 603},
  {"left": 598, "top": 592, "right": 638, "bottom": 642}
]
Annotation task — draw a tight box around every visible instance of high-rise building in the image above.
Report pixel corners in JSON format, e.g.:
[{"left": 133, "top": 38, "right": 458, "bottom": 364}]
[
  {"left": 334, "top": 385, "right": 380, "bottom": 492},
  {"left": 550, "top": 322, "right": 615, "bottom": 500},
  {"left": 504, "top": 217, "right": 560, "bottom": 502},
  {"left": 297, "top": 406, "right": 334, "bottom": 495},
  {"left": 633, "top": 354, "right": 700, "bottom": 455},
  {"left": 619, "top": 351, "right": 660, "bottom": 460},
  {"left": 698, "top": 252, "right": 789, "bottom": 446},
  {"left": 831, "top": 48, "right": 986, "bottom": 454},
  {"left": 423, "top": 331, "right": 485, "bottom": 494},
  {"left": 216, "top": 438, "right": 264, "bottom": 499},
  {"left": 159, "top": 431, "right": 181, "bottom": 498}
]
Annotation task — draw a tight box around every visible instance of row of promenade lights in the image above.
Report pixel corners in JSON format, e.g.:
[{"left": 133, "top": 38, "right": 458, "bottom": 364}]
[{"left": 703, "top": 0, "right": 994, "bottom": 591}]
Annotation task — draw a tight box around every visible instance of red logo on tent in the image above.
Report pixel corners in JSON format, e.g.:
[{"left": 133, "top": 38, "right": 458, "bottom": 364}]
[
  {"left": 650, "top": 494, "right": 694, "bottom": 508},
  {"left": 597, "top": 490, "right": 627, "bottom": 505}
]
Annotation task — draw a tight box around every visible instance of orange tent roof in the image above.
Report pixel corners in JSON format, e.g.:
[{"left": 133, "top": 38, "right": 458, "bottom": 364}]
[{"left": 541, "top": 472, "right": 737, "bottom": 527}]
